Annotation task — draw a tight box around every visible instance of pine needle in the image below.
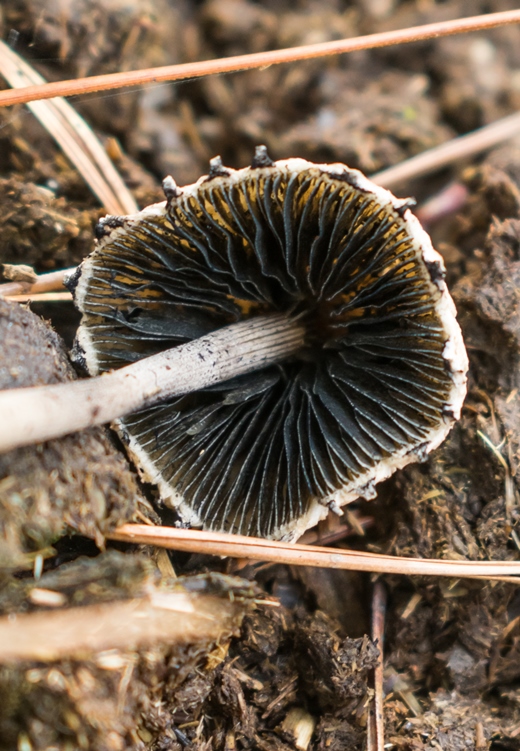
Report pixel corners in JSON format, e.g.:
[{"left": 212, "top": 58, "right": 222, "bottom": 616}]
[
  {"left": 0, "top": 12, "right": 518, "bottom": 107},
  {"left": 109, "top": 524, "right": 520, "bottom": 583}
]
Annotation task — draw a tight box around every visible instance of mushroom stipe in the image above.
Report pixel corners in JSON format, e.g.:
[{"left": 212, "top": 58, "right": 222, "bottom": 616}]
[
  {"left": 0, "top": 147, "right": 468, "bottom": 541},
  {"left": 70, "top": 147, "right": 468, "bottom": 540}
]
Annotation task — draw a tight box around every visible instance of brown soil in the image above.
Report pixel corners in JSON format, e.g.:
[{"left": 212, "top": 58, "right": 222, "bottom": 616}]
[{"left": 1, "top": 1, "right": 520, "bottom": 749}]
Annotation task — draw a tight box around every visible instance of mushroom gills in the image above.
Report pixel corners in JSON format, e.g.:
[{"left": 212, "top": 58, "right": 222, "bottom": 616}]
[{"left": 72, "top": 155, "right": 468, "bottom": 540}]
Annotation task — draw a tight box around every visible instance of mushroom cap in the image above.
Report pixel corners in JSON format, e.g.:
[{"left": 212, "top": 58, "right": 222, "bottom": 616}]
[{"left": 71, "top": 155, "right": 468, "bottom": 540}]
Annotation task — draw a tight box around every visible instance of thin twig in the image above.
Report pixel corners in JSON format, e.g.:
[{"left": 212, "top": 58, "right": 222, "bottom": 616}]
[
  {"left": 0, "top": 589, "right": 249, "bottom": 663},
  {"left": 0, "top": 267, "right": 76, "bottom": 298},
  {"left": 0, "top": 315, "right": 304, "bottom": 453},
  {"left": 5, "top": 292, "right": 72, "bottom": 302},
  {"left": 0, "top": 41, "right": 137, "bottom": 214},
  {"left": 108, "top": 524, "right": 520, "bottom": 582},
  {"left": 0, "top": 12, "right": 519, "bottom": 108},
  {"left": 372, "top": 111, "right": 520, "bottom": 188},
  {"left": 367, "top": 582, "right": 387, "bottom": 751}
]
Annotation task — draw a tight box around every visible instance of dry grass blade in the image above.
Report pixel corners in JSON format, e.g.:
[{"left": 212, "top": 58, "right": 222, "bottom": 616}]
[
  {"left": 0, "top": 589, "right": 248, "bottom": 664},
  {"left": 0, "top": 12, "right": 518, "bottom": 108},
  {"left": 0, "top": 41, "right": 137, "bottom": 215},
  {"left": 109, "top": 524, "right": 520, "bottom": 582}
]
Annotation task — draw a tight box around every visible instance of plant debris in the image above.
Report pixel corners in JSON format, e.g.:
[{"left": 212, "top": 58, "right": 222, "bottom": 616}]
[
  {"left": 1, "top": 0, "right": 520, "bottom": 747},
  {"left": 0, "top": 552, "right": 261, "bottom": 750},
  {"left": 70, "top": 154, "right": 467, "bottom": 539},
  {"left": 0, "top": 550, "right": 379, "bottom": 751}
]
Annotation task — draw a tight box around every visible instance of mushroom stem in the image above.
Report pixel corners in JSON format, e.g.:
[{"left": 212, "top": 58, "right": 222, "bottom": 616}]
[{"left": 0, "top": 314, "right": 305, "bottom": 454}]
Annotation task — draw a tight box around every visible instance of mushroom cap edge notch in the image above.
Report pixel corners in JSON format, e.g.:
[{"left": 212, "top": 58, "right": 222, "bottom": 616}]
[{"left": 70, "top": 152, "right": 468, "bottom": 541}]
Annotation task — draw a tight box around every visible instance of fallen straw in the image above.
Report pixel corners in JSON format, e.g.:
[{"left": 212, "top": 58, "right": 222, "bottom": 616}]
[
  {"left": 0, "top": 40, "right": 137, "bottom": 215},
  {"left": 0, "top": 314, "right": 305, "bottom": 453},
  {"left": 373, "top": 111, "right": 520, "bottom": 188}
]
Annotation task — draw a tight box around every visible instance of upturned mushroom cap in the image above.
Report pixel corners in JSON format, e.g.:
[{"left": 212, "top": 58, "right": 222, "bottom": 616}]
[{"left": 71, "top": 150, "right": 468, "bottom": 540}]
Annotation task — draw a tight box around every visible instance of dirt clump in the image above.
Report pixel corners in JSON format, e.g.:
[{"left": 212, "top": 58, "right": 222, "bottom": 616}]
[{"left": 0, "top": 299, "right": 154, "bottom": 568}]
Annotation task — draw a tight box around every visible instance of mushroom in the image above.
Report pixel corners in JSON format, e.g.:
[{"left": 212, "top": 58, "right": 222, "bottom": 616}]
[
  {"left": 0, "top": 148, "right": 468, "bottom": 540},
  {"left": 71, "top": 147, "right": 468, "bottom": 539}
]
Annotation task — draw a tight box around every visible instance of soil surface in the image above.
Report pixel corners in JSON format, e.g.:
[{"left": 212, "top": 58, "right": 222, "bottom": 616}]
[{"left": 1, "top": 1, "right": 520, "bottom": 749}]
